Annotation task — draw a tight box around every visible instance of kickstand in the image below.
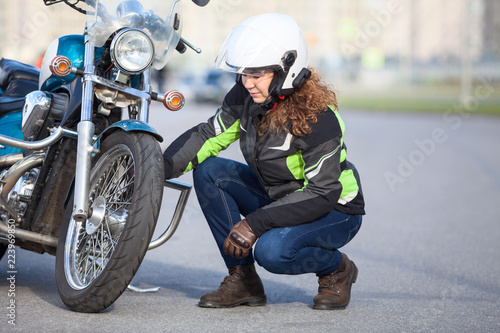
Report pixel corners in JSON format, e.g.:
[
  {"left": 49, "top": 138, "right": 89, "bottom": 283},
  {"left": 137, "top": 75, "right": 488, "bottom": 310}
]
[{"left": 127, "top": 284, "right": 161, "bottom": 293}]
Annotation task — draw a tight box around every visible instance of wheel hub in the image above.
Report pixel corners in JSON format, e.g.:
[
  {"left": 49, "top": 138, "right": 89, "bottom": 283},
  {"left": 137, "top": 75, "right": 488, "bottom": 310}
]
[{"left": 86, "top": 196, "right": 106, "bottom": 234}]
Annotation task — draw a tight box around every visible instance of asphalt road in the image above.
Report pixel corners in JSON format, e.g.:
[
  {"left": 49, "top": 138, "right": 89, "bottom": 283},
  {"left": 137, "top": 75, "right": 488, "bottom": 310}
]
[{"left": 1, "top": 102, "right": 499, "bottom": 332}]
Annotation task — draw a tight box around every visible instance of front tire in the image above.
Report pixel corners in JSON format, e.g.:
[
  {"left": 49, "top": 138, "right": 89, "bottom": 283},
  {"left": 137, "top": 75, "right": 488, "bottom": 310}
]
[{"left": 55, "top": 131, "right": 164, "bottom": 312}]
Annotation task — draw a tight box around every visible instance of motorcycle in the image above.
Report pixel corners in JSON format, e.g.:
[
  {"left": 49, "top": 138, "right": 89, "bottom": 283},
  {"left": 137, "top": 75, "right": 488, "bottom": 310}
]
[{"left": 0, "top": 0, "right": 209, "bottom": 312}]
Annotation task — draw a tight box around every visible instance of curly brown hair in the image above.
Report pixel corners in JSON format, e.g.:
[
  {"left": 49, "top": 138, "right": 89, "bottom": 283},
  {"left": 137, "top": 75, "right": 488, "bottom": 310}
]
[{"left": 258, "top": 68, "right": 338, "bottom": 137}]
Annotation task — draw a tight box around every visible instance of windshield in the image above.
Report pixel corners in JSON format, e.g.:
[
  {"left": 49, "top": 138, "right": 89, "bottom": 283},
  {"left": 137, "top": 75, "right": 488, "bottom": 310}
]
[{"left": 86, "top": 0, "right": 182, "bottom": 70}]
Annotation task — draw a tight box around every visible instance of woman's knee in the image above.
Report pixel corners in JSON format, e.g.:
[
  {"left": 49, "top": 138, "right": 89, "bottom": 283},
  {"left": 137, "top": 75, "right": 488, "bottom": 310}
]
[
  {"left": 254, "top": 232, "right": 292, "bottom": 274},
  {"left": 193, "top": 157, "right": 244, "bottom": 185}
]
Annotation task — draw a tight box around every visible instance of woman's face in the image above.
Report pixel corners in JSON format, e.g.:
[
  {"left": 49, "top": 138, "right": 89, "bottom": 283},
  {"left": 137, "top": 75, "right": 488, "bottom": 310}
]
[{"left": 242, "top": 70, "right": 274, "bottom": 104}]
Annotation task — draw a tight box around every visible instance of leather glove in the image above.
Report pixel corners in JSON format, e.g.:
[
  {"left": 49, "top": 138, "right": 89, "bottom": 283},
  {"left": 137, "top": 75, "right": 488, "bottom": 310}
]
[{"left": 223, "top": 219, "right": 256, "bottom": 259}]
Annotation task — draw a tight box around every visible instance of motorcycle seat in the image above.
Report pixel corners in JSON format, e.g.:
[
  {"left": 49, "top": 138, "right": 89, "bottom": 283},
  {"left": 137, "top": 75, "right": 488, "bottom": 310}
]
[{"left": 0, "top": 58, "right": 40, "bottom": 117}]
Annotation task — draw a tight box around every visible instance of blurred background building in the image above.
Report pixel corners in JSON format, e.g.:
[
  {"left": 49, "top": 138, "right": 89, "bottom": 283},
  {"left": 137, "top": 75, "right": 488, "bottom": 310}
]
[{"left": 1, "top": 0, "right": 499, "bottom": 105}]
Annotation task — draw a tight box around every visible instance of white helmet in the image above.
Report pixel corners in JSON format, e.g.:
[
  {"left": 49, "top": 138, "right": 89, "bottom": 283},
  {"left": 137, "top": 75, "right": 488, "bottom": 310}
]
[{"left": 214, "top": 13, "right": 311, "bottom": 98}]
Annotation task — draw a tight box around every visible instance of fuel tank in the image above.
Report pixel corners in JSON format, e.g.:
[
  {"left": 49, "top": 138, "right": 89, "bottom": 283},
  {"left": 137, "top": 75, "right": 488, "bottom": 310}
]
[{"left": 39, "top": 34, "right": 85, "bottom": 92}]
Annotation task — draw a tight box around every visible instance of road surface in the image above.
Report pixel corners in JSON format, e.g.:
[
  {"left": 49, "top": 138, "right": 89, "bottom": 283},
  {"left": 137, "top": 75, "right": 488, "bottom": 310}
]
[{"left": 1, "top": 102, "right": 499, "bottom": 332}]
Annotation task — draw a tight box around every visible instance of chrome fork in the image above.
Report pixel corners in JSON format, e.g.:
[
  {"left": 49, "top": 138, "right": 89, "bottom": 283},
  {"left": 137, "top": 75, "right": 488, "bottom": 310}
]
[
  {"left": 72, "top": 30, "right": 97, "bottom": 223},
  {"left": 71, "top": 29, "right": 152, "bottom": 223}
]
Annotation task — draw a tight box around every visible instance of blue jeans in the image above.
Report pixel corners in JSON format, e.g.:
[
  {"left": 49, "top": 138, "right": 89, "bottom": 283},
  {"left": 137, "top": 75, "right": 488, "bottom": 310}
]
[{"left": 193, "top": 157, "right": 362, "bottom": 276}]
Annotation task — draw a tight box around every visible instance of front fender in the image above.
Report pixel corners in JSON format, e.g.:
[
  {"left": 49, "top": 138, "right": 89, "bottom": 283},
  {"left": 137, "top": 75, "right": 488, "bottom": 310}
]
[{"left": 97, "top": 120, "right": 164, "bottom": 144}]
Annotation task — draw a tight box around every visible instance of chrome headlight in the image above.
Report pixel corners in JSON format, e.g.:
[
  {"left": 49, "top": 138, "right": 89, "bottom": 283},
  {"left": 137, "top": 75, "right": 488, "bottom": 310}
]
[{"left": 110, "top": 28, "right": 154, "bottom": 74}]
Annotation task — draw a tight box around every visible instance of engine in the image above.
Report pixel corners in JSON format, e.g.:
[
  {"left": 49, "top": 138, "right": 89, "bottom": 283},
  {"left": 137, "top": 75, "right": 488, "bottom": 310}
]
[{"left": 1, "top": 168, "right": 40, "bottom": 220}]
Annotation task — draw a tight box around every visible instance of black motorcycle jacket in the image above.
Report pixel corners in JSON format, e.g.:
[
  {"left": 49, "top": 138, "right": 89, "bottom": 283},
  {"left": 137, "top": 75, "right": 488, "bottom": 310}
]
[{"left": 163, "top": 84, "right": 365, "bottom": 237}]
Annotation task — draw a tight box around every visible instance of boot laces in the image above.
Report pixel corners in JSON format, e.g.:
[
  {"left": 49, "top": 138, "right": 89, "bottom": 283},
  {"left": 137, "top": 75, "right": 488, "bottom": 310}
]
[
  {"left": 318, "top": 275, "right": 338, "bottom": 289},
  {"left": 218, "top": 267, "right": 242, "bottom": 290}
]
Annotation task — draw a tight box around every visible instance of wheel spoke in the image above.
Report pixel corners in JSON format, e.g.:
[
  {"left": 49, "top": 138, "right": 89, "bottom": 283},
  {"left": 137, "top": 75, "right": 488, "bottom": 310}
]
[
  {"left": 65, "top": 146, "right": 135, "bottom": 289},
  {"left": 100, "top": 156, "right": 134, "bottom": 201}
]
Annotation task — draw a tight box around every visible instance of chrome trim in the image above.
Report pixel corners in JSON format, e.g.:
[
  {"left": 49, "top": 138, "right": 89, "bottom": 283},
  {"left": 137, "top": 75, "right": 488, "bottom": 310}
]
[
  {"left": 0, "top": 127, "right": 64, "bottom": 150},
  {"left": 148, "top": 179, "right": 192, "bottom": 250},
  {"left": 0, "top": 195, "right": 18, "bottom": 219},
  {"left": 90, "top": 74, "right": 151, "bottom": 100},
  {"left": 110, "top": 28, "right": 154, "bottom": 75},
  {"left": 0, "top": 127, "right": 78, "bottom": 151},
  {"left": 82, "top": 33, "right": 96, "bottom": 122},
  {"left": 180, "top": 37, "right": 202, "bottom": 54},
  {"left": 72, "top": 121, "right": 96, "bottom": 222},
  {"left": 139, "top": 68, "right": 151, "bottom": 123},
  {"left": 0, "top": 154, "right": 45, "bottom": 198},
  {"left": 72, "top": 32, "right": 97, "bottom": 222},
  {"left": 127, "top": 285, "right": 160, "bottom": 293},
  {"left": 0, "top": 153, "right": 24, "bottom": 168},
  {"left": 62, "top": 128, "right": 79, "bottom": 139},
  {"left": 21, "top": 90, "right": 51, "bottom": 129}
]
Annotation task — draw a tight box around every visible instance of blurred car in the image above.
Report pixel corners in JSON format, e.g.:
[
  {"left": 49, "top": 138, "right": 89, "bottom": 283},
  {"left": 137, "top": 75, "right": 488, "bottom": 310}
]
[{"left": 193, "top": 69, "right": 235, "bottom": 104}]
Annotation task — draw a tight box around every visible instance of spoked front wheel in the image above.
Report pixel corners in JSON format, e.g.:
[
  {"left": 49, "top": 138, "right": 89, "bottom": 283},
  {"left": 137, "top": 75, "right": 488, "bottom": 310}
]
[{"left": 55, "top": 131, "right": 164, "bottom": 312}]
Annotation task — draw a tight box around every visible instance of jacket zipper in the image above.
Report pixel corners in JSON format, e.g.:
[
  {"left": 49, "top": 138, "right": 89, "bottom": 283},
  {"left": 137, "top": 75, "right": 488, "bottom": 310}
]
[{"left": 251, "top": 117, "right": 267, "bottom": 186}]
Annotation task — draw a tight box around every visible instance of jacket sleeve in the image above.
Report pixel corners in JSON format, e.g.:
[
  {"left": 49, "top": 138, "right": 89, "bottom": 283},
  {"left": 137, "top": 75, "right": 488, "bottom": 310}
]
[
  {"left": 163, "top": 86, "right": 243, "bottom": 179},
  {"left": 245, "top": 111, "right": 346, "bottom": 237}
]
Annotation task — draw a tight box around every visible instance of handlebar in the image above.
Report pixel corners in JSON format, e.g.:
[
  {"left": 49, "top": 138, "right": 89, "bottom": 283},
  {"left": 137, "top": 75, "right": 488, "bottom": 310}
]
[
  {"left": 44, "top": 0, "right": 210, "bottom": 12},
  {"left": 43, "top": 0, "right": 89, "bottom": 14}
]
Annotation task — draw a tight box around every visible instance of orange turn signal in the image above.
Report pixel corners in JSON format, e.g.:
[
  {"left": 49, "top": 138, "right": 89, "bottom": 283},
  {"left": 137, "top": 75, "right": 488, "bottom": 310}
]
[
  {"left": 163, "top": 90, "right": 185, "bottom": 111},
  {"left": 50, "top": 56, "right": 72, "bottom": 77}
]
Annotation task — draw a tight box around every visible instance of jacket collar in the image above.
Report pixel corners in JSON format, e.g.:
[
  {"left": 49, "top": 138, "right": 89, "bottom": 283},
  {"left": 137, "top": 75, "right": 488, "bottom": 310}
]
[{"left": 248, "top": 98, "right": 274, "bottom": 118}]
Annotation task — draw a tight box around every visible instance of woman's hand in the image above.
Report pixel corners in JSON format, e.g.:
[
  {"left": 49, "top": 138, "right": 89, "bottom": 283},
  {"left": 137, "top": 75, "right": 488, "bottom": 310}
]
[{"left": 223, "top": 219, "right": 256, "bottom": 259}]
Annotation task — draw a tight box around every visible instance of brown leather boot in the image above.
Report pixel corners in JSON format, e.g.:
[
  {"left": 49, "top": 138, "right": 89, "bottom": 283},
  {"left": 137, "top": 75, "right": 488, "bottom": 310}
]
[
  {"left": 313, "top": 253, "right": 358, "bottom": 310},
  {"left": 198, "top": 263, "right": 267, "bottom": 308}
]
